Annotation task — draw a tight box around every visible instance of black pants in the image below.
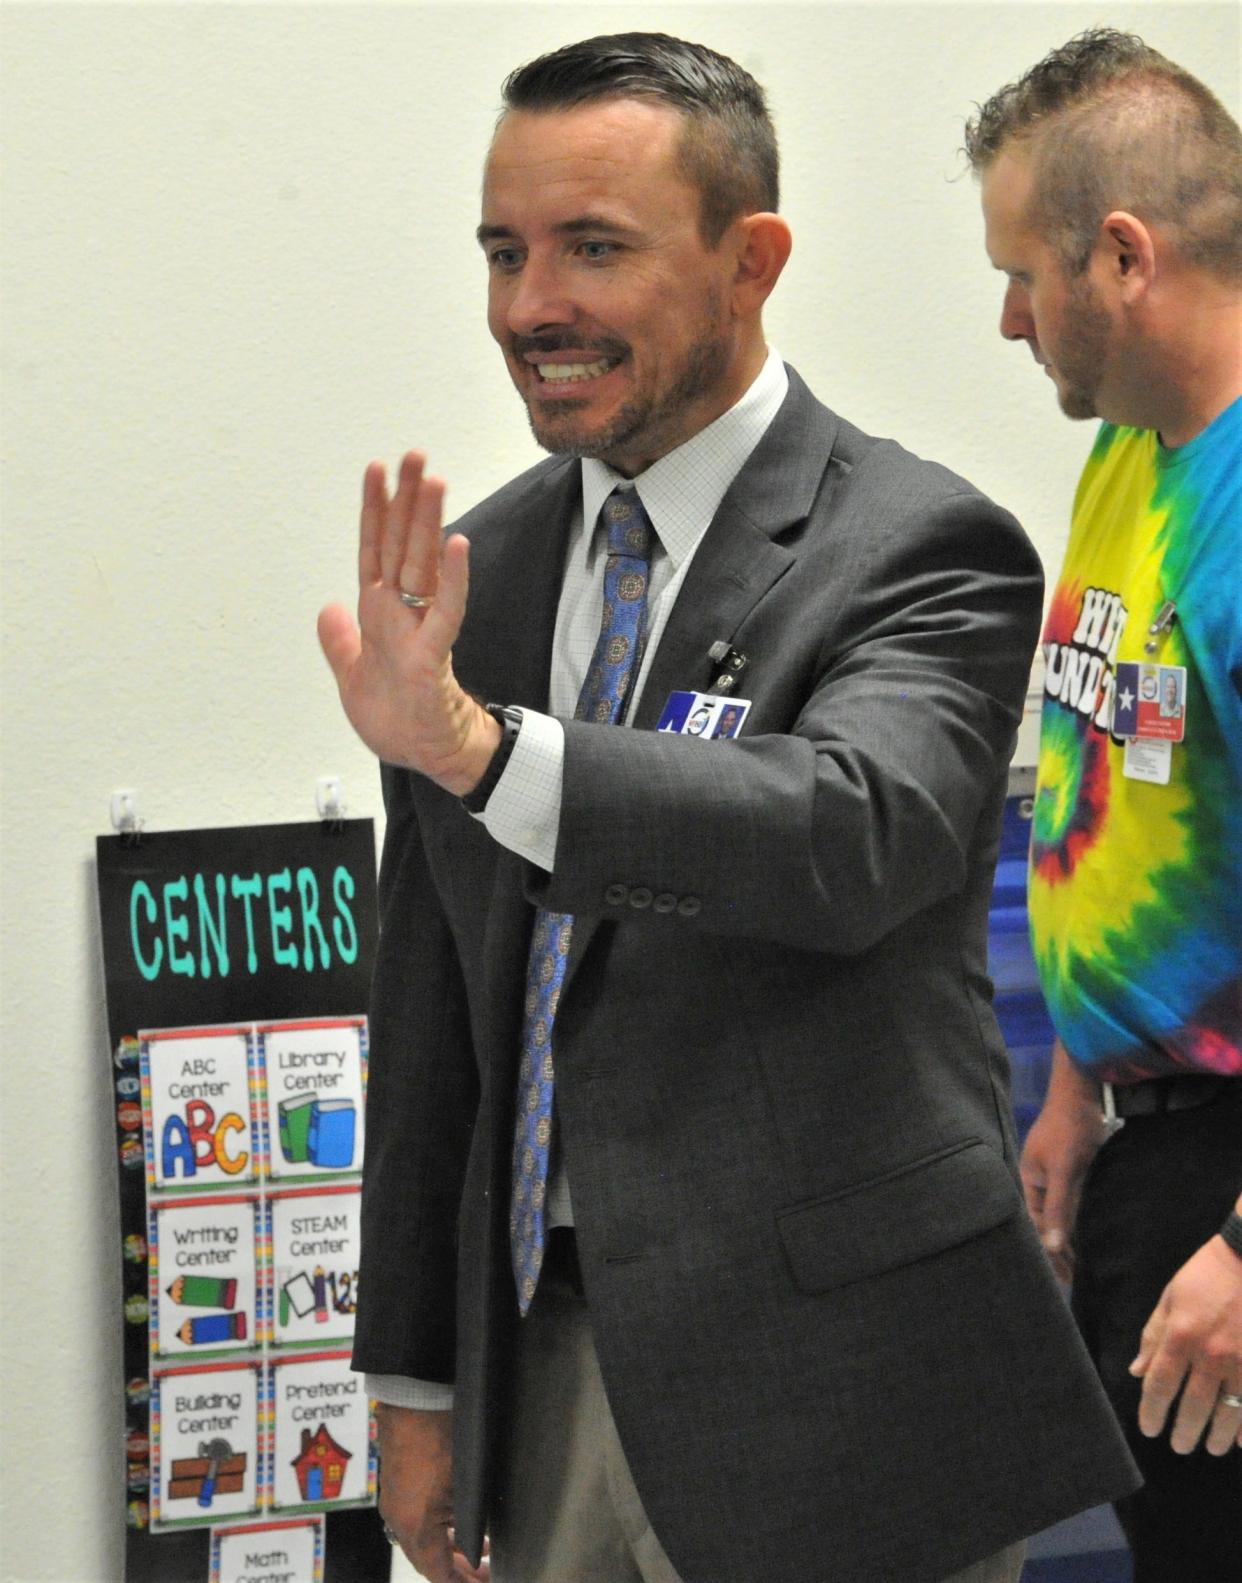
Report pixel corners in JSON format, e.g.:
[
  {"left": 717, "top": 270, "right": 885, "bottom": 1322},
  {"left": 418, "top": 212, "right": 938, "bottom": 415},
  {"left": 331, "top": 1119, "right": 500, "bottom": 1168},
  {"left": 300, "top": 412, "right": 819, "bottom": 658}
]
[{"left": 1071, "top": 1082, "right": 1242, "bottom": 1583}]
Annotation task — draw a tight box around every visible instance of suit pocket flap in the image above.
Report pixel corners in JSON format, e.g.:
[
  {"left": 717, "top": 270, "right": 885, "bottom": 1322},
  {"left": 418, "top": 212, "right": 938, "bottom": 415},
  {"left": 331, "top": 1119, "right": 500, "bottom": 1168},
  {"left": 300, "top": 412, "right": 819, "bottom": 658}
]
[{"left": 776, "top": 1139, "right": 1018, "bottom": 1294}]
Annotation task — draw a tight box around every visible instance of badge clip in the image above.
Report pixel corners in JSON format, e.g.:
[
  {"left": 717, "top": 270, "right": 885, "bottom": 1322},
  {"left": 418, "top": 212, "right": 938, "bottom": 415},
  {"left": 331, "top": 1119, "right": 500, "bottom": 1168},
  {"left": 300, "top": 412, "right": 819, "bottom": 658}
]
[
  {"left": 1144, "top": 600, "right": 1177, "bottom": 654},
  {"left": 707, "top": 640, "right": 749, "bottom": 693}
]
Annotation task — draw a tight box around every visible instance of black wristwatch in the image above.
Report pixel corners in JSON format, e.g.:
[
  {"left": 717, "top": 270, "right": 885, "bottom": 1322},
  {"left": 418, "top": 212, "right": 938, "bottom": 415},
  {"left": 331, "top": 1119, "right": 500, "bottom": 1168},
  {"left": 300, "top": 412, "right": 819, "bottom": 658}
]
[{"left": 460, "top": 704, "right": 523, "bottom": 814}]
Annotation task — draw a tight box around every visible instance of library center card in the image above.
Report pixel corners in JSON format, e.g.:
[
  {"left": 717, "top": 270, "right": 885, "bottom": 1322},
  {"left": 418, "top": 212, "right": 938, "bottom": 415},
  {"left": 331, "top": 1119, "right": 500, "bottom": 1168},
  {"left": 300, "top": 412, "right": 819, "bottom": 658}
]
[{"left": 261, "top": 1020, "right": 366, "bottom": 1181}]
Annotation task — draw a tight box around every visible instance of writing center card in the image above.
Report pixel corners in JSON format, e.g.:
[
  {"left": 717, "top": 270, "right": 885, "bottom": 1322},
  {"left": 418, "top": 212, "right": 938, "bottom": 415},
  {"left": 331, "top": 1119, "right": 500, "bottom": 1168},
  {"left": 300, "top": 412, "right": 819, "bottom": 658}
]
[
  {"left": 212, "top": 1517, "right": 324, "bottom": 1583},
  {"left": 150, "top": 1196, "right": 261, "bottom": 1359},
  {"left": 143, "top": 1028, "right": 257, "bottom": 1193},
  {"left": 268, "top": 1186, "right": 361, "bottom": 1349},
  {"left": 152, "top": 1361, "right": 260, "bottom": 1530},
  {"left": 270, "top": 1353, "right": 375, "bottom": 1513},
  {"left": 260, "top": 1019, "right": 367, "bottom": 1181}
]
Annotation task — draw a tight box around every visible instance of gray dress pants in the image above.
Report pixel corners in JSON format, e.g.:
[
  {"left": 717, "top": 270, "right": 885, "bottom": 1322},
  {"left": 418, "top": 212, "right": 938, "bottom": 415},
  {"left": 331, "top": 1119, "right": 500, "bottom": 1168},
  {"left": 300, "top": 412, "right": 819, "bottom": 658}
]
[{"left": 488, "top": 1234, "right": 1026, "bottom": 1583}]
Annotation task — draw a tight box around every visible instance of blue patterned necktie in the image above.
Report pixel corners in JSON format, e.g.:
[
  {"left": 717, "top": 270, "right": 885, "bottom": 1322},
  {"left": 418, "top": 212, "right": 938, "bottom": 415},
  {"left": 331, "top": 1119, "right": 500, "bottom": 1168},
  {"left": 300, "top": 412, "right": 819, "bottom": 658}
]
[{"left": 510, "top": 489, "right": 655, "bottom": 1313}]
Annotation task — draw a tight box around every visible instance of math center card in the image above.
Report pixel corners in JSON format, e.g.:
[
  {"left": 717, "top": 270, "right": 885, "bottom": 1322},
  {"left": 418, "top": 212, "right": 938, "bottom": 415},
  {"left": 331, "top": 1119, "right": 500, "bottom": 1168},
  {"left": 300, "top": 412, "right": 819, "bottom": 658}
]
[
  {"left": 261, "top": 1020, "right": 366, "bottom": 1181},
  {"left": 270, "top": 1353, "right": 374, "bottom": 1513},
  {"left": 152, "top": 1362, "right": 260, "bottom": 1530},
  {"left": 144, "top": 1028, "right": 257, "bottom": 1193},
  {"left": 212, "top": 1517, "right": 323, "bottom": 1583},
  {"left": 151, "top": 1196, "right": 260, "bottom": 1360},
  {"left": 269, "top": 1187, "right": 361, "bottom": 1348}
]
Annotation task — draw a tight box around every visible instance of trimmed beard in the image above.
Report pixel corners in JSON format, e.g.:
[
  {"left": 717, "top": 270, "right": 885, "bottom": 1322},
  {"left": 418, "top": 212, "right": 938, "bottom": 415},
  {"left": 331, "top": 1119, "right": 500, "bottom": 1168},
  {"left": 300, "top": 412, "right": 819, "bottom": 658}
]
[
  {"left": 524, "top": 301, "right": 732, "bottom": 463},
  {"left": 1054, "top": 275, "right": 1111, "bottom": 421}
]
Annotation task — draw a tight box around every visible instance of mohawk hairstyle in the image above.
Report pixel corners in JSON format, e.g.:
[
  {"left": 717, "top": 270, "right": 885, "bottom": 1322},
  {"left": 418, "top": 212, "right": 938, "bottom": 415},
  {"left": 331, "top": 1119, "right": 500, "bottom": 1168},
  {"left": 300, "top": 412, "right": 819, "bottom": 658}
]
[{"left": 964, "top": 28, "right": 1242, "bottom": 278}]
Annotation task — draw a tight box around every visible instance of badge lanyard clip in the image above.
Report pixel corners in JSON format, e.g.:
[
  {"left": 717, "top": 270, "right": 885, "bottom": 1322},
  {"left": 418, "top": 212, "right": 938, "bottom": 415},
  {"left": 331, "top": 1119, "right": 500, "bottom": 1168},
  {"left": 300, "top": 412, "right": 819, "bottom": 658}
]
[
  {"left": 1144, "top": 600, "right": 1177, "bottom": 654},
  {"left": 707, "top": 639, "right": 749, "bottom": 694}
]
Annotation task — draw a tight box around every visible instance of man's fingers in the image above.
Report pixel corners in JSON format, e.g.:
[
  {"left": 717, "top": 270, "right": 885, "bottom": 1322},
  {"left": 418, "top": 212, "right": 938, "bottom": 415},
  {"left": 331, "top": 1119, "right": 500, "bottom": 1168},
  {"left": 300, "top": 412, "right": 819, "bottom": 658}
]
[
  {"left": 359, "top": 461, "right": 388, "bottom": 586},
  {"left": 317, "top": 603, "right": 361, "bottom": 686},
  {"left": 1165, "top": 1362, "right": 1221, "bottom": 1453},
  {"left": 1204, "top": 1391, "right": 1242, "bottom": 1456},
  {"left": 449, "top": 1529, "right": 489, "bottom": 1581},
  {"left": 1039, "top": 1169, "right": 1072, "bottom": 1249},
  {"left": 452, "top": 1549, "right": 489, "bottom": 1583},
  {"left": 399, "top": 471, "right": 446, "bottom": 602},
  {"left": 391, "top": 1525, "right": 457, "bottom": 1583},
  {"left": 1019, "top": 1159, "right": 1046, "bottom": 1227},
  {"left": 417, "top": 532, "right": 469, "bottom": 655},
  {"left": 1037, "top": 1171, "right": 1078, "bottom": 1281},
  {"left": 1134, "top": 1318, "right": 1186, "bottom": 1440},
  {"left": 382, "top": 450, "right": 427, "bottom": 587}
]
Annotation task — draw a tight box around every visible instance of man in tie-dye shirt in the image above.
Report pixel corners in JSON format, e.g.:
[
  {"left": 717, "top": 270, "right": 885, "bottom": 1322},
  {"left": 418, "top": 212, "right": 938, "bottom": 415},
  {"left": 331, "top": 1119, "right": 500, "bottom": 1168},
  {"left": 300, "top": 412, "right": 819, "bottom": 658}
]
[{"left": 969, "top": 29, "right": 1241, "bottom": 1582}]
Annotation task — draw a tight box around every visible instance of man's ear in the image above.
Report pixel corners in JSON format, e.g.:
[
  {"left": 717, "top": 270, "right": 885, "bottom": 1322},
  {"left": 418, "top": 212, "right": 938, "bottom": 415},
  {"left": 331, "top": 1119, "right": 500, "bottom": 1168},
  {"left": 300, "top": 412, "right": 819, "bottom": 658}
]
[
  {"left": 1097, "top": 210, "right": 1156, "bottom": 303},
  {"left": 730, "top": 212, "right": 793, "bottom": 314}
]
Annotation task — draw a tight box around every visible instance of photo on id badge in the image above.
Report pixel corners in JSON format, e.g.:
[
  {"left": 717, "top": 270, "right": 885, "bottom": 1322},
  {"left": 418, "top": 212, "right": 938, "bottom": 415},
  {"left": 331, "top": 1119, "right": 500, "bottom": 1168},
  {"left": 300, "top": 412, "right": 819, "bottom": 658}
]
[
  {"left": 1113, "top": 661, "right": 1187, "bottom": 786},
  {"left": 1113, "top": 662, "right": 1187, "bottom": 743},
  {"left": 656, "top": 690, "right": 752, "bottom": 739}
]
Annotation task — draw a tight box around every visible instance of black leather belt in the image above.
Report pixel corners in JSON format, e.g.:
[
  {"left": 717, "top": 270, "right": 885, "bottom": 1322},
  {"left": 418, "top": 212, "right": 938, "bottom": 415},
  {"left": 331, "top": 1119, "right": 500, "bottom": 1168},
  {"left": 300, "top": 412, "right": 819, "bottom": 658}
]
[{"left": 1106, "top": 1073, "right": 1237, "bottom": 1118}]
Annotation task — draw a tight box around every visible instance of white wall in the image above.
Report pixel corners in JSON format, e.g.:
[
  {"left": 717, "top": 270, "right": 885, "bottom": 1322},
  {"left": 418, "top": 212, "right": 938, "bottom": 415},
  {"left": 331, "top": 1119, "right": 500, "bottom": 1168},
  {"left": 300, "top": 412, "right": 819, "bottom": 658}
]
[{"left": 2, "top": 4, "right": 1236, "bottom": 1580}]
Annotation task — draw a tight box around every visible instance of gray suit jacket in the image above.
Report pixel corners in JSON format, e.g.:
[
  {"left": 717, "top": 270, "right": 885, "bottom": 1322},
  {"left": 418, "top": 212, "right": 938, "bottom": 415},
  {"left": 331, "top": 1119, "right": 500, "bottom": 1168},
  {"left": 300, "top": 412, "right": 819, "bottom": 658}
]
[{"left": 354, "top": 369, "right": 1139, "bottom": 1581}]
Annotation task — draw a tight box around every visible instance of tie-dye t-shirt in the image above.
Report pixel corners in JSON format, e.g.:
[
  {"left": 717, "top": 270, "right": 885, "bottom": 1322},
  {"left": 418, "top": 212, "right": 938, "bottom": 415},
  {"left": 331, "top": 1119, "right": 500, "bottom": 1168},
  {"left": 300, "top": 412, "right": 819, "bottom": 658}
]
[{"left": 1029, "top": 395, "right": 1242, "bottom": 1083}]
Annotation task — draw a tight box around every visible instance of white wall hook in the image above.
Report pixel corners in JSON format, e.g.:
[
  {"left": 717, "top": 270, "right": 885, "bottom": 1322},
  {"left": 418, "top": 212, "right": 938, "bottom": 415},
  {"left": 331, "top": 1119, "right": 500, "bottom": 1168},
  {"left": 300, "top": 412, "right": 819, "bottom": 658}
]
[
  {"left": 316, "top": 775, "right": 346, "bottom": 820},
  {"left": 109, "top": 789, "right": 144, "bottom": 835}
]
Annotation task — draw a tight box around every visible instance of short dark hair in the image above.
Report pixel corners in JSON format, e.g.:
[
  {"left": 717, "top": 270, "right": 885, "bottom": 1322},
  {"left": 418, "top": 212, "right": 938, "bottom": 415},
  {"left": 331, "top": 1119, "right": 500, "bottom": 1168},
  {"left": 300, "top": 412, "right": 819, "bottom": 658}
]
[
  {"left": 964, "top": 28, "right": 1242, "bottom": 279},
  {"left": 500, "top": 32, "right": 779, "bottom": 245}
]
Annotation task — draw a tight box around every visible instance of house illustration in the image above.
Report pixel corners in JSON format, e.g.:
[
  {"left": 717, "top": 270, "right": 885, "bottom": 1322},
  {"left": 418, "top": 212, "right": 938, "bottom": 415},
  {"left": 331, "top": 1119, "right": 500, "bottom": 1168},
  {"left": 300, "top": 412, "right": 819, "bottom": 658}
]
[{"left": 291, "top": 1422, "right": 351, "bottom": 1501}]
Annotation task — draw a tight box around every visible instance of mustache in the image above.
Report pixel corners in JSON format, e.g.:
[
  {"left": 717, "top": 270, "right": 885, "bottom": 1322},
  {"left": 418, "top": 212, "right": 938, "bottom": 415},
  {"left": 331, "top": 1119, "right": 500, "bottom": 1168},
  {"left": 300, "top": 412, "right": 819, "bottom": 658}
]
[{"left": 510, "top": 333, "right": 629, "bottom": 360}]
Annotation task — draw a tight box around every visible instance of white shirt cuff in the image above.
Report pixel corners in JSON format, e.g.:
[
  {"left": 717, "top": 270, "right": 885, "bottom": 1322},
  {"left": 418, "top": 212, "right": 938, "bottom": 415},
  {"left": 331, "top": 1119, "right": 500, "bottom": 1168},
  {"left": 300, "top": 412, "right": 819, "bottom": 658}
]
[
  {"left": 478, "top": 708, "right": 564, "bottom": 871},
  {"left": 365, "top": 1372, "right": 455, "bottom": 1412}
]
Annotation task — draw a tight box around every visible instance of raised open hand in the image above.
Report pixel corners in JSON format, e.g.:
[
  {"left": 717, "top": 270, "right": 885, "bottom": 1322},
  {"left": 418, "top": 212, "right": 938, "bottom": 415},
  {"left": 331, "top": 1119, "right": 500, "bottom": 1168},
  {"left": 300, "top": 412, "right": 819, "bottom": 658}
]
[{"left": 318, "top": 451, "right": 498, "bottom": 792}]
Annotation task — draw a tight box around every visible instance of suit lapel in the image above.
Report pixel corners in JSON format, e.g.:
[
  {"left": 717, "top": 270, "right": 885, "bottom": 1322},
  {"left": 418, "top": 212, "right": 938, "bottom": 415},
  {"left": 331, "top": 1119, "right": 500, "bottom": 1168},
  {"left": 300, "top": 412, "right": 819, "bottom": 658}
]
[
  {"left": 451, "top": 460, "right": 580, "bottom": 1101},
  {"left": 564, "top": 372, "right": 842, "bottom": 984},
  {"left": 453, "top": 458, "right": 580, "bottom": 711},
  {"left": 633, "top": 368, "right": 841, "bottom": 725}
]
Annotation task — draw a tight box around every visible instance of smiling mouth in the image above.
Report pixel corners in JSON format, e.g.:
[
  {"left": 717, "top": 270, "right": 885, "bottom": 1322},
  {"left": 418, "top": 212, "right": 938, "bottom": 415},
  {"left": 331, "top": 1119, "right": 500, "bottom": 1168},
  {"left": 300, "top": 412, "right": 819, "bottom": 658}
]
[{"left": 534, "top": 357, "right": 620, "bottom": 387}]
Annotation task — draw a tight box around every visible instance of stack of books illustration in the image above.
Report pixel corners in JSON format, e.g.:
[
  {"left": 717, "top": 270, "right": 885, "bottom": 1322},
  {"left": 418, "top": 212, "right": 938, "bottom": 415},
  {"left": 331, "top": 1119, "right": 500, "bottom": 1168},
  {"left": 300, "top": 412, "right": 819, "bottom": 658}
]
[{"left": 278, "top": 1097, "right": 356, "bottom": 1169}]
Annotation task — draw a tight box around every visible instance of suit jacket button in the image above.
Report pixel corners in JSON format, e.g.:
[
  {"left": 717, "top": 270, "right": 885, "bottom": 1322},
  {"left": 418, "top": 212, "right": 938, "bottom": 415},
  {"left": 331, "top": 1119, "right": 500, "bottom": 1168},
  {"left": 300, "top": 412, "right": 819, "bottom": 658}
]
[
  {"left": 653, "top": 892, "right": 677, "bottom": 914},
  {"left": 605, "top": 884, "right": 629, "bottom": 906},
  {"left": 628, "top": 887, "right": 653, "bottom": 909},
  {"left": 676, "top": 896, "right": 702, "bottom": 917}
]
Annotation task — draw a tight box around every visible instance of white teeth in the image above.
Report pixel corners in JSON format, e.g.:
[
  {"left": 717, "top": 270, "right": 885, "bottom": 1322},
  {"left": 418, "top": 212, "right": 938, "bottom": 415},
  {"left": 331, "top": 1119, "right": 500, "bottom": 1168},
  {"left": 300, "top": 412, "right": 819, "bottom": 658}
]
[{"left": 536, "top": 358, "right": 613, "bottom": 383}]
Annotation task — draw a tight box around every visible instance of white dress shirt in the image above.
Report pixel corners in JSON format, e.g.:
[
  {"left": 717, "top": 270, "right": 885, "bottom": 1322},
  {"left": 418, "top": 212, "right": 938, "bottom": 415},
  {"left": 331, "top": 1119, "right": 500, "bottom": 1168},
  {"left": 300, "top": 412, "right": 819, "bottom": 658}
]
[{"left": 369, "top": 351, "right": 788, "bottom": 1410}]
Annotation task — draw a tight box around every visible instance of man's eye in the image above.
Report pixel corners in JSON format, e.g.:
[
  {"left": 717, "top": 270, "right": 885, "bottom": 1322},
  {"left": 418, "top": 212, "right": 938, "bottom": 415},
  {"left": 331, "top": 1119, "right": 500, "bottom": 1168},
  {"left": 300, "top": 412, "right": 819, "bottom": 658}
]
[
  {"left": 579, "top": 240, "right": 617, "bottom": 261},
  {"left": 489, "top": 248, "right": 523, "bottom": 270}
]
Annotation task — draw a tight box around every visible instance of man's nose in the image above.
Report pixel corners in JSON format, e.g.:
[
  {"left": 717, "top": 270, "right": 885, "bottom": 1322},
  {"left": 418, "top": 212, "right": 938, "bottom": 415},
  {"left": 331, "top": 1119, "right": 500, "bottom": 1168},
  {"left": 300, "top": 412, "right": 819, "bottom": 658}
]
[
  {"left": 999, "top": 281, "right": 1034, "bottom": 343},
  {"left": 505, "top": 259, "right": 575, "bottom": 336}
]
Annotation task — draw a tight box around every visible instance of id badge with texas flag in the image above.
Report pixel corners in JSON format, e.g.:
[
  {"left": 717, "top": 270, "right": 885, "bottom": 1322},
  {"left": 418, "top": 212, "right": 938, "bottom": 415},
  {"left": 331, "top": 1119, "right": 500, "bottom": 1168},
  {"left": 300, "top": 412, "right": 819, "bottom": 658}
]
[{"left": 1112, "top": 662, "right": 1187, "bottom": 744}]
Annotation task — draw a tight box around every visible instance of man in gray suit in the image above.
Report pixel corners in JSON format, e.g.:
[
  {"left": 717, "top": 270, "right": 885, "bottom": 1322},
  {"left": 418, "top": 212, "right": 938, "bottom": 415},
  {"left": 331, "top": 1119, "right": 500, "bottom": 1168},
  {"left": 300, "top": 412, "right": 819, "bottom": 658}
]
[{"left": 319, "top": 32, "right": 1137, "bottom": 1583}]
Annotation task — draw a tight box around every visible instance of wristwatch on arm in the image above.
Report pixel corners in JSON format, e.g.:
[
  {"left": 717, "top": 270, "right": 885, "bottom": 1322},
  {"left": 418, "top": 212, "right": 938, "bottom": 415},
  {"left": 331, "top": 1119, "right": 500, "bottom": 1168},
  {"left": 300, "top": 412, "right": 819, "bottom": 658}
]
[
  {"left": 1220, "top": 1200, "right": 1242, "bottom": 1261},
  {"left": 460, "top": 704, "right": 523, "bottom": 814}
]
